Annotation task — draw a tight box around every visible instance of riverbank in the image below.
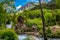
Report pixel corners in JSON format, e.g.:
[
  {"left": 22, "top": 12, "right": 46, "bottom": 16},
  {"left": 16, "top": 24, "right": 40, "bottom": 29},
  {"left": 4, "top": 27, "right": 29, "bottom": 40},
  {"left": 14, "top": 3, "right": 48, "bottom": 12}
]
[
  {"left": 18, "top": 34, "right": 60, "bottom": 40},
  {"left": 18, "top": 32, "right": 41, "bottom": 38}
]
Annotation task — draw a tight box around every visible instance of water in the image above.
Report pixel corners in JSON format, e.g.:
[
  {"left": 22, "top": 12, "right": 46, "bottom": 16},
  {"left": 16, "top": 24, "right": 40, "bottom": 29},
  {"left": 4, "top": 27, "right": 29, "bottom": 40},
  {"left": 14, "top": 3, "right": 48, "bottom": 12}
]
[
  {"left": 18, "top": 35, "right": 28, "bottom": 40},
  {"left": 18, "top": 35, "right": 60, "bottom": 40},
  {"left": 6, "top": 24, "right": 12, "bottom": 28},
  {"left": 48, "top": 38, "right": 60, "bottom": 40}
]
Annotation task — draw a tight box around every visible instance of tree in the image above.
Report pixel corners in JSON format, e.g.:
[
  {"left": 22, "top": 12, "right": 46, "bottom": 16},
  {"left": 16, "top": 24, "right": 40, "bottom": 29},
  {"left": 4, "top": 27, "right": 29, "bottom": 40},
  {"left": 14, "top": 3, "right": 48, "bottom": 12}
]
[
  {"left": 47, "top": 0, "right": 60, "bottom": 9},
  {"left": 0, "top": 3, "right": 6, "bottom": 27},
  {"left": 1, "top": 0, "right": 15, "bottom": 13},
  {"left": 47, "top": 3, "right": 57, "bottom": 9},
  {"left": 56, "top": 0, "right": 60, "bottom": 8},
  {"left": 0, "top": 0, "right": 15, "bottom": 28},
  {"left": 47, "top": 1, "right": 57, "bottom": 25},
  {"left": 38, "top": 0, "right": 48, "bottom": 40}
]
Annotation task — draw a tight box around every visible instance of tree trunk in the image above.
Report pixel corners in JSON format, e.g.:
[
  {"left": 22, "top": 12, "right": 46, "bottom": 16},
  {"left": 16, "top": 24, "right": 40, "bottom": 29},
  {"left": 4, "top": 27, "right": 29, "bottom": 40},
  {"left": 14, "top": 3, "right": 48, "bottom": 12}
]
[
  {"left": 4, "top": 10, "right": 6, "bottom": 28},
  {"left": 38, "top": 0, "right": 48, "bottom": 40}
]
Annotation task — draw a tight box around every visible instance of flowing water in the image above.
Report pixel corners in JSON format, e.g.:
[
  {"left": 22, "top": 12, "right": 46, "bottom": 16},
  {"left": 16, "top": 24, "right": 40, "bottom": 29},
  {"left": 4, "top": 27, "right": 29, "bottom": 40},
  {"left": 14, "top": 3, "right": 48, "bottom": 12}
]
[{"left": 18, "top": 35, "right": 60, "bottom": 40}]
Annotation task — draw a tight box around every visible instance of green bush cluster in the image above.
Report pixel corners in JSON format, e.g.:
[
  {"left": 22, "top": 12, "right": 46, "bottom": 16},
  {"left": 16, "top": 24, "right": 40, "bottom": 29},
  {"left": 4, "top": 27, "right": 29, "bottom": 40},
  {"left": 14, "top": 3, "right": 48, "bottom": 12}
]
[
  {"left": 22, "top": 9, "right": 59, "bottom": 27},
  {"left": 44, "top": 12, "right": 56, "bottom": 26},
  {"left": 19, "top": 10, "right": 41, "bottom": 19},
  {"left": 46, "top": 27, "right": 52, "bottom": 37},
  {"left": 0, "top": 29, "right": 18, "bottom": 40},
  {"left": 56, "top": 9, "right": 60, "bottom": 25},
  {"left": 47, "top": 27, "right": 60, "bottom": 38},
  {"left": 0, "top": 9, "right": 60, "bottom": 33},
  {"left": 47, "top": 31, "right": 60, "bottom": 38},
  {"left": 25, "top": 18, "right": 42, "bottom": 31},
  {"left": 18, "top": 9, "right": 60, "bottom": 32},
  {"left": 0, "top": 9, "right": 60, "bottom": 29}
]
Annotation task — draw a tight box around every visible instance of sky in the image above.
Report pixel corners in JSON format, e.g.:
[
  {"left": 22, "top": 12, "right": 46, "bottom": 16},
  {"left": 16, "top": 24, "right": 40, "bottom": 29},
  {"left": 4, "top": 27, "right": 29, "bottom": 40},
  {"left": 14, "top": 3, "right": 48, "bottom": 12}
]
[{"left": 15, "top": 0, "right": 51, "bottom": 10}]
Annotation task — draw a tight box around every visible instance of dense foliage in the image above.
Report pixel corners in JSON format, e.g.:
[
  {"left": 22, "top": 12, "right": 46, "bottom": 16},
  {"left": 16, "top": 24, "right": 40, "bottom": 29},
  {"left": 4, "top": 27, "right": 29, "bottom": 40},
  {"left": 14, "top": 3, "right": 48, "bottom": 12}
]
[
  {"left": 2, "top": 9, "right": 59, "bottom": 30},
  {"left": 56, "top": 0, "right": 60, "bottom": 8},
  {"left": 0, "top": 0, "right": 15, "bottom": 28},
  {"left": 0, "top": 29, "right": 18, "bottom": 40},
  {"left": 0, "top": 0, "right": 60, "bottom": 38},
  {"left": 47, "top": 29, "right": 60, "bottom": 38}
]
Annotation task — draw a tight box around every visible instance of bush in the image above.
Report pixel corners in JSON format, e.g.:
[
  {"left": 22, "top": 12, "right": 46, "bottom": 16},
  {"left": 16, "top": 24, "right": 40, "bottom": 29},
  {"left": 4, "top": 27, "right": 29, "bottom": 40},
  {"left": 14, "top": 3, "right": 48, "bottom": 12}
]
[
  {"left": 26, "top": 18, "right": 42, "bottom": 27},
  {"left": 19, "top": 10, "right": 41, "bottom": 19},
  {"left": 28, "top": 10, "right": 41, "bottom": 19},
  {"left": 47, "top": 27, "right": 52, "bottom": 34},
  {"left": 44, "top": 12, "right": 56, "bottom": 26},
  {"left": 47, "top": 27, "right": 52, "bottom": 38},
  {"left": 37, "top": 25, "right": 42, "bottom": 31},
  {"left": 25, "top": 18, "right": 42, "bottom": 32},
  {"left": 47, "top": 27, "right": 60, "bottom": 38},
  {"left": 47, "top": 30, "right": 60, "bottom": 38},
  {"left": 56, "top": 9, "right": 60, "bottom": 25},
  {"left": 56, "top": 31, "right": 60, "bottom": 38},
  {"left": 0, "top": 29, "right": 18, "bottom": 40}
]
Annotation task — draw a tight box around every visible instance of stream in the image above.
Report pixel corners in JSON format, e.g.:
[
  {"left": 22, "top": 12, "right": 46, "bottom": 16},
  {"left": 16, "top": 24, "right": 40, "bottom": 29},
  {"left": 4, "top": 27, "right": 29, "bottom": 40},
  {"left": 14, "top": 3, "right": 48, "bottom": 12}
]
[{"left": 18, "top": 35, "right": 60, "bottom": 40}]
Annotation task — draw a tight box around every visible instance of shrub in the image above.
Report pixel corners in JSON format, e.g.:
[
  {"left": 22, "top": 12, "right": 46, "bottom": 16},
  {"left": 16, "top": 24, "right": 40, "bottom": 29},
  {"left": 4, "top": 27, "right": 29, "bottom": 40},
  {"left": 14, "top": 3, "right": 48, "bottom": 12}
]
[
  {"left": 0, "top": 29, "right": 18, "bottom": 40},
  {"left": 47, "top": 27, "right": 60, "bottom": 38},
  {"left": 47, "top": 27, "right": 52, "bottom": 34},
  {"left": 28, "top": 10, "right": 40, "bottom": 19},
  {"left": 39, "top": 30, "right": 43, "bottom": 35},
  {"left": 37, "top": 25, "right": 42, "bottom": 31},
  {"left": 25, "top": 18, "right": 42, "bottom": 32},
  {"left": 56, "top": 31, "right": 60, "bottom": 38},
  {"left": 44, "top": 12, "right": 56, "bottom": 26},
  {"left": 47, "top": 30, "right": 60, "bottom": 38},
  {"left": 47, "top": 27, "right": 52, "bottom": 38},
  {"left": 56, "top": 9, "right": 60, "bottom": 25},
  {"left": 19, "top": 10, "right": 41, "bottom": 19},
  {"left": 26, "top": 18, "right": 42, "bottom": 28}
]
